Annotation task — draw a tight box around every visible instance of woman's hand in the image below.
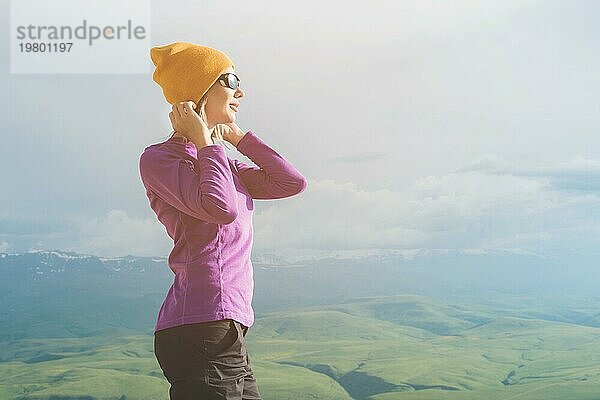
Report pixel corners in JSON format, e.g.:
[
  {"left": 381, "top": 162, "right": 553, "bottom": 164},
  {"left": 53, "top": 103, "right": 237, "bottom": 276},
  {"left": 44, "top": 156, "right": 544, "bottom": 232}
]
[
  {"left": 212, "top": 122, "right": 247, "bottom": 147},
  {"left": 169, "top": 99, "right": 212, "bottom": 145}
]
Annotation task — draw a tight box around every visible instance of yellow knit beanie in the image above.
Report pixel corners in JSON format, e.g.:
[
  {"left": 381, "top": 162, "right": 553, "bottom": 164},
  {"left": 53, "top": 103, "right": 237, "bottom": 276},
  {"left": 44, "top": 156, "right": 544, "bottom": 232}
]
[{"left": 150, "top": 42, "right": 235, "bottom": 105}]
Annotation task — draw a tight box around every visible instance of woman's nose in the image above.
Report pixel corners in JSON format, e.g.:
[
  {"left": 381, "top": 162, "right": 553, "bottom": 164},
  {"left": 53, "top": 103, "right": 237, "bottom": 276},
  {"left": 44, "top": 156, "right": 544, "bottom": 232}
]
[{"left": 235, "top": 87, "right": 245, "bottom": 98}]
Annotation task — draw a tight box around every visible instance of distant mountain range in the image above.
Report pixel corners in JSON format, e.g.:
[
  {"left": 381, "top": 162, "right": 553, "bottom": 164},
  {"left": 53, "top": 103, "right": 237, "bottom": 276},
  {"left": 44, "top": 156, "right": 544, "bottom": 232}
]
[{"left": 1, "top": 248, "right": 599, "bottom": 340}]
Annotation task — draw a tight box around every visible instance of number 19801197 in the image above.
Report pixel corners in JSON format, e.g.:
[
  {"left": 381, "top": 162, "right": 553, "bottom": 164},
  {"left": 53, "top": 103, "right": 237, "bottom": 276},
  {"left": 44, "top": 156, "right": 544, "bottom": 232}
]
[{"left": 18, "top": 42, "right": 73, "bottom": 52}]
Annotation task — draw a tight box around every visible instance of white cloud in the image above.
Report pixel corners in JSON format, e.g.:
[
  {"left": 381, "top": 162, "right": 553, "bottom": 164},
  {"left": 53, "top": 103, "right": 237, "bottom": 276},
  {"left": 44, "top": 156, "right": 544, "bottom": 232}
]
[
  {"left": 4, "top": 155, "right": 599, "bottom": 259},
  {"left": 68, "top": 210, "right": 171, "bottom": 258},
  {"left": 253, "top": 156, "right": 600, "bottom": 255},
  {"left": 0, "top": 241, "right": 10, "bottom": 252}
]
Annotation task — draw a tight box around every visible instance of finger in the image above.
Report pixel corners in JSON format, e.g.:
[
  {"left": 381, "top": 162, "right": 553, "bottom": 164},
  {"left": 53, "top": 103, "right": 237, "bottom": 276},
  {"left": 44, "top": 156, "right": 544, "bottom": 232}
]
[
  {"left": 173, "top": 103, "right": 183, "bottom": 119},
  {"left": 182, "top": 101, "right": 194, "bottom": 116},
  {"left": 179, "top": 102, "right": 189, "bottom": 117},
  {"left": 176, "top": 102, "right": 189, "bottom": 118}
]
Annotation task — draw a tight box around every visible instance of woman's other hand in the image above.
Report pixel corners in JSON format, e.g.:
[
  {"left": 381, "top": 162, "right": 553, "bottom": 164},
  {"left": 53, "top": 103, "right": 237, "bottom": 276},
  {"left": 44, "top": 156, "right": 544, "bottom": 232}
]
[{"left": 212, "top": 122, "right": 247, "bottom": 148}]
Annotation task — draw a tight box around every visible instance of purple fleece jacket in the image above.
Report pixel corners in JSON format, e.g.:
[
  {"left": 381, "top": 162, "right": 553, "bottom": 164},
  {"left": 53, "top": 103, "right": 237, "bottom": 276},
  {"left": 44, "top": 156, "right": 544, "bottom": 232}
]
[{"left": 139, "top": 130, "right": 307, "bottom": 333}]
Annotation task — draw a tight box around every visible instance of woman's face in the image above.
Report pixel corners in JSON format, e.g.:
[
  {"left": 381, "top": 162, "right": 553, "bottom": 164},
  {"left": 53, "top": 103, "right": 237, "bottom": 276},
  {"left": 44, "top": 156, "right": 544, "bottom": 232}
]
[{"left": 201, "top": 66, "right": 245, "bottom": 129}]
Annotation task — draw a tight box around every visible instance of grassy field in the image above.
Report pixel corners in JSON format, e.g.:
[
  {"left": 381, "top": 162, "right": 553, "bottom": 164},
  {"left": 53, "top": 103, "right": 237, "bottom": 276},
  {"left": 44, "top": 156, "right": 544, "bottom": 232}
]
[{"left": 2, "top": 294, "right": 600, "bottom": 399}]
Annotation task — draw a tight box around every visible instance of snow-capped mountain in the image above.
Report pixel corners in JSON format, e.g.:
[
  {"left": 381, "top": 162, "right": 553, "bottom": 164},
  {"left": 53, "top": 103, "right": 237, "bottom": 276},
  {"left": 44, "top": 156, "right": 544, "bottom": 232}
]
[{"left": 0, "top": 247, "right": 597, "bottom": 340}]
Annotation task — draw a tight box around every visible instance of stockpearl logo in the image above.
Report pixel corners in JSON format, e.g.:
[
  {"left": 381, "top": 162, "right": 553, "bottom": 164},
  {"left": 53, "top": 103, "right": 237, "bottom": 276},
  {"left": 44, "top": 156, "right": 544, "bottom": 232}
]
[{"left": 10, "top": 0, "right": 151, "bottom": 74}]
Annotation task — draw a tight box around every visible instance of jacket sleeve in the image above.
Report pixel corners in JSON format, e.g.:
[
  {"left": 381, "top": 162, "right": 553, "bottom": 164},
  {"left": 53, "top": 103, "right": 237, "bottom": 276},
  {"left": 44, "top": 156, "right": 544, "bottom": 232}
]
[
  {"left": 139, "top": 144, "right": 239, "bottom": 224},
  {"left": 232, "top": 130, "right": 308, "bottom": 200}
]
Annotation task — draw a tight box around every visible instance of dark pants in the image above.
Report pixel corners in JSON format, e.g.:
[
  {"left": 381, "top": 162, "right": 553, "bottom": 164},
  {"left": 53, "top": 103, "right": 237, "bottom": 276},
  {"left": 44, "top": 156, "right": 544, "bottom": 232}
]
[{"left": 154, "top": 318, "right": 262, "bottom": 400}]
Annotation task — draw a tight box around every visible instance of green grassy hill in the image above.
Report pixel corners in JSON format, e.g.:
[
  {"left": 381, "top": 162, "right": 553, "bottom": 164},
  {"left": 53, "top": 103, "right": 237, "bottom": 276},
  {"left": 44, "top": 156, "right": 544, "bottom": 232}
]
[{"left": 3, "top": 294, "right": 600, "bottom": 400}]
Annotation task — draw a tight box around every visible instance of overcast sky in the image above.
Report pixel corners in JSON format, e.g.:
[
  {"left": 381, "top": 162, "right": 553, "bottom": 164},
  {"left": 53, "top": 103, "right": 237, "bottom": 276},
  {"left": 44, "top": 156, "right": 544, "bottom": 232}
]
[{"left": 1, "top": 0, "right": 599, "bottom": 260}]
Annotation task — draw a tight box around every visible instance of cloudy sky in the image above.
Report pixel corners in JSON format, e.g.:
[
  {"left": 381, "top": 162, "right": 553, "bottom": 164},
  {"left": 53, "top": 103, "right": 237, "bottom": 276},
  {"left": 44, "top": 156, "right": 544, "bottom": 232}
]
[{"left": 1, "top": 0, "right": 599, "bottom": 260}]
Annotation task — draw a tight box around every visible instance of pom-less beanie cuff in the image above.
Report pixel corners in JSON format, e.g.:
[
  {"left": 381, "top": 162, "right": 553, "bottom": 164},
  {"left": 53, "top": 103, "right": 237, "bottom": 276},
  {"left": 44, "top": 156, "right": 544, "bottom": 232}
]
[{"left": 150, "top": 42, "right": 235, "bottom": 105}]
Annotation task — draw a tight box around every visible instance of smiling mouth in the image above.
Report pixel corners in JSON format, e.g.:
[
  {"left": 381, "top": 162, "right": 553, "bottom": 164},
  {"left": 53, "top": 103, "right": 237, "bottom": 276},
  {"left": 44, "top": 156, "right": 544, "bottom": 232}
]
[{"left": 229, "top": 105, "right": 238, "bottom": 112}]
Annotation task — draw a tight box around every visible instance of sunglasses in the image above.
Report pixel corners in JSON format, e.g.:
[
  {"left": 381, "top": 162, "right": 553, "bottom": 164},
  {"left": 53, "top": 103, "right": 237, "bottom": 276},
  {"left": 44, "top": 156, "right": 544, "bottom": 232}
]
[{"left": 218, "top": 72, "right": 241, "bottom": 90}]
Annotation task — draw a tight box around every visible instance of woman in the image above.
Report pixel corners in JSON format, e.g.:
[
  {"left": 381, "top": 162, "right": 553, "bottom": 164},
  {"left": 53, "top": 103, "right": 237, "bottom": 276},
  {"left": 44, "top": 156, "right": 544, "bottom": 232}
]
[{"left": 139, "top": 42, "right": 308, "bottom": 399}]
